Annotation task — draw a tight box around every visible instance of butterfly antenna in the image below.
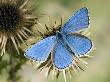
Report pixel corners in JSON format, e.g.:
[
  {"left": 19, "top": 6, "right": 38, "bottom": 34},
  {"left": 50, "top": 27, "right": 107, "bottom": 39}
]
[{"left": 63, "top": 70, "right": 67, "bottom": 82}]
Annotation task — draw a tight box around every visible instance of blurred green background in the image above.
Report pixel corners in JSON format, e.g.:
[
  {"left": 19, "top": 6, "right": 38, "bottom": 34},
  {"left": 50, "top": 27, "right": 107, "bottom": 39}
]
[{"left": 1, "top": 0, "right": 110, "bottom": 82}]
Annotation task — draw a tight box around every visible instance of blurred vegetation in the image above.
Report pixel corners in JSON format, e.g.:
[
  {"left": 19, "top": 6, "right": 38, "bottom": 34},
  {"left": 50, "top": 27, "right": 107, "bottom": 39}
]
[{"left": 0, "top": 0, "right": 110, "bottom": 82}]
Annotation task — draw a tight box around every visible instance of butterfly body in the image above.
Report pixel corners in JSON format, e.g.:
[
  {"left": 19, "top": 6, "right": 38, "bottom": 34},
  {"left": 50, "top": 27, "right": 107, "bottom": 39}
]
[
  {"left": 25, "top": 7, "right": 92, "bottom": 69},
  {"left": 56, "top": 31, "right": 63, "bottom": 39},
  {"left": 56, "top": 31, "right": 75, "bottom": 55}
]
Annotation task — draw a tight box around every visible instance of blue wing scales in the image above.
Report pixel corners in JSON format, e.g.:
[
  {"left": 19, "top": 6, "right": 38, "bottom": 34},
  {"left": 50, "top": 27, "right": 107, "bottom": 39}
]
[
  {"left": 25, "top": 36, "right": 56, "bottom": 62},
  {"left": 61, "top": 7, "right": 89, "bottom": 34},
  {"left": 64, "top": 34, "right": 92, "bottom": 56},
  {"left": 53, "top": 41, "right": 73, "bottom": 69}
]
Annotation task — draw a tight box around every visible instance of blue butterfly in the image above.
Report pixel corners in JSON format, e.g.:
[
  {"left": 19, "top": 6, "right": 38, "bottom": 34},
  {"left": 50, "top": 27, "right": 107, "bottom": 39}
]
[{"left": 25, "top": 7, "right": 92, "bottom": 69}]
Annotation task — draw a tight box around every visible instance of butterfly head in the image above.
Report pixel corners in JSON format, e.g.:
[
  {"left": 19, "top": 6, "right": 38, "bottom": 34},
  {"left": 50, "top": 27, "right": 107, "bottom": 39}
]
[
  {"left": 41, "top": 22, "right": 62, "bottom": 38},
  {"left": 56, "top": 31, "right": 63, "bottom": 39}
]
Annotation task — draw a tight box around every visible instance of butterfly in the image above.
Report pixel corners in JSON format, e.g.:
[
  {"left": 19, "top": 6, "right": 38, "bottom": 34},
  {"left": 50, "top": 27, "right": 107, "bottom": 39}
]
[{"left": 25, "top": 7, "right": 92, "bottom": 69}]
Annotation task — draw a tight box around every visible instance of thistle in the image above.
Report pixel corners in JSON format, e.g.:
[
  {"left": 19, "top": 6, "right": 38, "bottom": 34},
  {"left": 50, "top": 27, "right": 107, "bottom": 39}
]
[
  {"left": 0, "top": 0, "right": 37, "bottom": 56},
  {"left": 28, "top": 17, "right": 93, "bottom": 81}
]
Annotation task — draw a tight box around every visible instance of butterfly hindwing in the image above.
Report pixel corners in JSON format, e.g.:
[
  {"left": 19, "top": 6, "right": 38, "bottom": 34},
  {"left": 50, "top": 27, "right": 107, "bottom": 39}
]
[
  {"left": 64, "top": 33, "right": 92, "bottom": 56},
  {"left": 25, "top": 36, "right": 56, "bottom": 62},
  {"left": 53, "top": 40, "right": 73, "bottom": 69},
  {"left": 61, "top": 7, "right": 89, "bottom": 34}
]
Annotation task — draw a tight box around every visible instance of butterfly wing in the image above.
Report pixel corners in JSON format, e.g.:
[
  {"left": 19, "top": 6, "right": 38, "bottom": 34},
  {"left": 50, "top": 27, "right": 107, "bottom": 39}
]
[
  {"left": 64, "top": 34, "right": 92, "bottom": 56},
  {"left": 61, "top": 7, "right": 89, "bottom": 34},
  {"left": 53, "top": 41, "right": 73, "bottom": 69},
  {"left": 25, "top": 36, "right": 56, "bottom": 62}
]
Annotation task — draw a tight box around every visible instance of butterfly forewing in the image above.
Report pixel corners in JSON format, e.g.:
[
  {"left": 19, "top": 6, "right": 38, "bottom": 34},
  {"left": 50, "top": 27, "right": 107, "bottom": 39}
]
[
  {"left": 61, "top": 7, "right": 89, "bottom": 34},
  {"left": 25, "top": 36, "right": 56, "bottom": 62}
]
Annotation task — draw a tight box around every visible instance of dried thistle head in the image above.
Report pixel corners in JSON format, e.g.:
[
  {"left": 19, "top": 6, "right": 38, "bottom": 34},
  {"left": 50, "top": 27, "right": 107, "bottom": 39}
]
[
  {"left": 35, "top": 52, "right": 91, "bottom": 81},
  {"left": 0, "top": 0, "right": 37, "bottom": 55},
  {"left": 29, "top": 17, "right": 93, "bottom": 81}
]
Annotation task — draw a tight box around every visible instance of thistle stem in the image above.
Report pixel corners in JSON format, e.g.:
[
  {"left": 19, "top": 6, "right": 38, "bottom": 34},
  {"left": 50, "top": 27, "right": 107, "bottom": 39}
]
[
  {"left": 8, "top": 40, "right": 17, "bottom": 82},
  {"left": 9, "top": 54, "right": 16, "bottom": 82}
]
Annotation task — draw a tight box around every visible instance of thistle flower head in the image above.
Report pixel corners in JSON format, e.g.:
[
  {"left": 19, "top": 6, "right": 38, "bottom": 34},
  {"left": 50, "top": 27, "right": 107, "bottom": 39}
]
[
  {"left": 29, "top": 18, "right": 93, "bottom": 82},
  {"left": 0, "top": 0, "right": 37, "bottom": 55}
]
